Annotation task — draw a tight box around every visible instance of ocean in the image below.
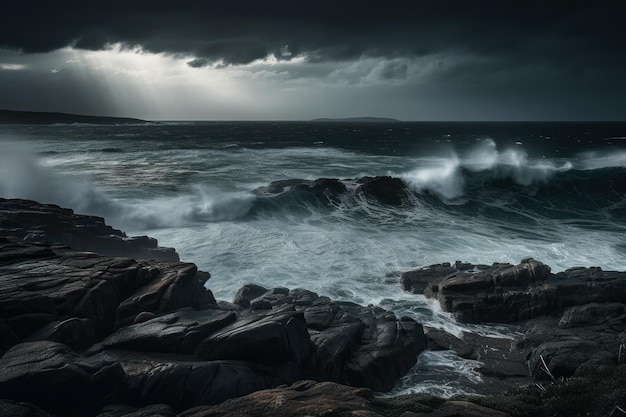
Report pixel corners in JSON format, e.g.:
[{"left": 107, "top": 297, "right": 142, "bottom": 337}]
[{"left": 1, "top": 121, "right": 625, "bottom": 396}]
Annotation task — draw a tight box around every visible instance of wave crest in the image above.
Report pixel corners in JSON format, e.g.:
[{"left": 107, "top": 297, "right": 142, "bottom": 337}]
[{"left": 402, "top": 139, "right": 575, "bottom": 200}]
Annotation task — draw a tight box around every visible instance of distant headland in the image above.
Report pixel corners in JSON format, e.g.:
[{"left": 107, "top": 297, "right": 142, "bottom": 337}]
[
  {"left": 0, "top": 109, "right": 149, "bottom": 125},
  {"left": 311, "top": 117, "right": 400, "bottom": 123}
]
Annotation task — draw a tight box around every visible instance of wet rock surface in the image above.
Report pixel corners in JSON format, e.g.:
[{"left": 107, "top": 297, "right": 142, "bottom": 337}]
[
  {"left": 253, "top": 175, "right": 413, "bottom": 207},
  {"left": 2, "top": 198, "right": 625, "bottom": 417},
  {"left": 403, "top": 258, "right": 626, "bottom": 325},
  {"left": 0, "top": 199, "right": 425, "bottom": 416},
  {"left": 405, "top": 259, "right": 626, "bottom": 392},
  {"left": 0, "top": 198, "right": 179, "bottom": 261}
]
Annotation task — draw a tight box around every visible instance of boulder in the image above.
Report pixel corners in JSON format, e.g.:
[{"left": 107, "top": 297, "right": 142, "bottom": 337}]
[
  {"left": 0, "top": 400, "right": 54, "bottom": 417},
  {"left": 97, "top": 404, "right": 176, "bottom": 417},
  {"left": 178, "top": 380, "right": 382, "bottom": 417},
  {"left": 0, "top": 238, "right": 216, "bottom": 352},
  {"left": 355, "top": 176, "right": 409, "bottom": 206},
  {"left": 0, "top": 341, "right": 125, "bottom": 417},
  {"left": 94, "top": 350, "right": 286, "bottom": 409},
  {"left": 96, "top": 308, "right": 236, "bottom": 354},
  {"left": 236, "top": 286, "right": 427, "bottom": 392},
  {"left": 400, "top": 259, "right": 619, "bottom": 324},
  {"left": 558, "top": 302, "right": 625, "bottom": 329},
  {"left": 424, "top": 400, "right": 510, "bottom": 417}
]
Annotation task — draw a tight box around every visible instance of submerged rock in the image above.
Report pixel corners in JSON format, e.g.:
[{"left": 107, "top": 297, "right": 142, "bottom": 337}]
[{"left": 355, "top": 176, "right": 409, "bottom": 206}]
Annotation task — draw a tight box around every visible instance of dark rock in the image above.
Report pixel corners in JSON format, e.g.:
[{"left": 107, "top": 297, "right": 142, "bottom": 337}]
[
  {"left": 355, "top": 176, "right": 409, "bottom": 206},
  {"left": 521, "top": 304, "right": 626, "bottom": 381},
  {"left": 24, "top": 317, "right": 95, "bottom": 350},
  {"left": 528, "top": 340, "right": 603, "bottom": 379},
  {"left": 0, "top": 341, "right": 125, "bottom": 417},
  {"left": 425, "top": 327, "right": 529, "bottom": 384},
  {"left": 97, "top": 308, "right": 237, "bottom": 355},
  {"left": 0, "top": 198, "right": 178, "bottom": 261},
  {"left": 405, "top": 259, "right": 626, "bottom": 390},
  {"left": 195, "top": 308, "right": 312, "bottom": 367},
  {"left": 401, "top": 262, "right": 457, "bottom": 294},
  {"left": 233, "top": 283, "right": 270, "bottom": 307},
  {"left": 254, "top": 178, "right": 346, "bottom": 197},
  {"left": 114, "top": 261, "right": 214, "bottom": 328},
  {"left": 424, "top": 400, "right": 510, "bottom": 417},
  {"left": 177, "top": 380, "right": 381, "bottom": 417},
  {"left": 0, "top": 399, "right": 54, "bottom": 417},
  {"left": 404, "top": 259, "right": 589, "bottom": 324},
  {"left": 132, "top": 311, "right": 156, "bottom": 324},
  {"left": 97, "top": 403, "right": 176, "bottom": 417},
  {"left": 558, "top": 302, "right": 625, "bottom": 329},
  {"left": 234, "top": 285, "right": 426, "bottom": 392},
  {"left": 0, "top": 197, "right": 430, "bottom": 415},
  {"left": 0, "top": 238, "right": 215, "bottom": 352},
  {"left": 425, "top": 327, "right": 476, "bottom": 359},
  {"left": 0, "top": 320, "right": 20, "bottom": 356},
  {"left": 95, "top": 350, "right": 286, "bottom": 409}
]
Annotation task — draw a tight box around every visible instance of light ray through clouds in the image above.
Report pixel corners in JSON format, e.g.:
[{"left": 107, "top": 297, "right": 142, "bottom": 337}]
[{"left": 26, "top": 45, "right": 431, "bottom": 120}]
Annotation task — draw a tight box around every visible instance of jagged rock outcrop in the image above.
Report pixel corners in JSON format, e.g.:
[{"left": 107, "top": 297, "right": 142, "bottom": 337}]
[
  {"left": 402, "top": 258, "right": 626, "bottom": 324},
  {"left": 425, "top": 328, "right": 529, "bottom": 385},
  {"left": 355, "top": 176, "right": 409, "bottom": 206},
  {"left": 0, "top": 199, "right": 426, "bottom": 416},
  {"left": 233, "top": 284, "right": 426, "bottom": 392},
  {"left": 253, "top": 175, "right": 413, "bottom": 207},
  {"left": 521, "top": 302, "right": 626, "bottom": 380},
  {"left": 402, "top": 259, "right": 626, "bottom": 384},
  {"left": 0, "top": 341, "right": 125, "bottom": 417},
  {"left": 0, "top": 238, "right": 212, "bottom": 353},
  {"left": 176, "top": 380, "right": 381, "bottom": 417},
  {"left": 0, "top": 198, "right": 178, "bottom": 261}
]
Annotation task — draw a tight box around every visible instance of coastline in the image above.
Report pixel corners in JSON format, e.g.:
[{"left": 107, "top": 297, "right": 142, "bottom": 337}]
[
  {"left": 1, "top": 198, "right": 625, "bottom": 416},
  {"left": 0, "top": 109, "right": 149, "bottom": 125}
]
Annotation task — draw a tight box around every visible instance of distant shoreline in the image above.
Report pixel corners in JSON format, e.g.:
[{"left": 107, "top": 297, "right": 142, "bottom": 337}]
[
  {"left": 0, "top": 109, "right": 149, "bottom": 125},
  {"left": 311, "top": 117, "right": 401, "bottom": 123}
]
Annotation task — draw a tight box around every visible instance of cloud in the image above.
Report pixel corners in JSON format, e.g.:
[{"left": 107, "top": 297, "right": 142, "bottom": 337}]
[
  {"left": 1, "top": 1, "right": 624, "bottom": 71},
  {"left": 0, "top": 63, "right": 25, "bottom": 70},
  {"left": 2, "top": 1, "right": 626, "bottom": 120}
]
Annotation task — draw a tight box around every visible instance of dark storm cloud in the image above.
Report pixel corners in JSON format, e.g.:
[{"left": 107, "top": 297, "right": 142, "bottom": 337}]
[{"left": 2, "top": 0, "right": 625, "bottom": 69}]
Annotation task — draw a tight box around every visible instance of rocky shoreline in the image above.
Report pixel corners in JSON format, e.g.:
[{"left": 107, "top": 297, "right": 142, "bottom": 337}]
[{"left": 1, "top": 197, "right": 625, "bottom": 416}]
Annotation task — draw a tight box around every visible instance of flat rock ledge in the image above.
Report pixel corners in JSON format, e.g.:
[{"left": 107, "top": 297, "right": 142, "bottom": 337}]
[
  {"left": 0, "top": 198, "right": 179, "bottom": 261},
  {"left": 403, "top": 259, "right": 626, "bottom": 382},
  {"left": 0, "top": 234, "right": 424, "bottom": 416}
]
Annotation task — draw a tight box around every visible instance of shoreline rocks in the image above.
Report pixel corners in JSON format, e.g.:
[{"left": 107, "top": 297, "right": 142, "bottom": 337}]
[
  {"left": 0, "top": 198, "right": 425, "bottom": 415},
  {"left": 0, "top": 198, "right": 179, "bottom": 261},
  {"left": 403, "top": 259, "right": 626, "bottom": 383},
  {"left": 2, "top": 197, "right": 626, "bottom": 416}
]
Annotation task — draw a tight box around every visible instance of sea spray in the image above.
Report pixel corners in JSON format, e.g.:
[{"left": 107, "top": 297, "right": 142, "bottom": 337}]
[{"left": 3, "top": 121, "right": 626, "bottom": 397}]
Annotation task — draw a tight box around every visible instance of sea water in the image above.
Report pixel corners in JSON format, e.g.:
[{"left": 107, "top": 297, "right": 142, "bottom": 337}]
[{"left": 1, "top": 121, "right": 625, "bottom": 395}]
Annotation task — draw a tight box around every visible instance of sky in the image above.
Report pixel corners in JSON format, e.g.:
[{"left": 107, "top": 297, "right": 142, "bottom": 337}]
[{"left": 1, "top": 1, "right": 625, "bottom": 121}]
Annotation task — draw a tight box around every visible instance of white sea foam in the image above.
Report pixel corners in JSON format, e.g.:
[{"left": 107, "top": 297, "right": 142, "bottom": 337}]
[
  {"left": 0, "top": 140, "right": 120, "bottom": 216},
  {"left": 576, "top": 150, "right": 626, "bottom": 170},
  {"left": 388, "top": 350, "right": 484, "bottom": 397},
  {"left": 401, "top": 139, "right": 573, "bottom": 199},
  {"left": 0, "top": 140, "right": 254, "bottom": 230},
  {"left": 4, "top": 126, "right": 626, "bottom": 398},
  {"left": 401, "top": 157, "right": 464, "bottom": 199}
]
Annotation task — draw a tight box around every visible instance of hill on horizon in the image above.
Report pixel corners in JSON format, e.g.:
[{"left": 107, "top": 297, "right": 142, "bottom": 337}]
[
  {"left": 311, "top": 117, "right": 401, "bottom": 123},
  {"left": 0, "top": 109, "right": 149, "bottom": 125}
]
